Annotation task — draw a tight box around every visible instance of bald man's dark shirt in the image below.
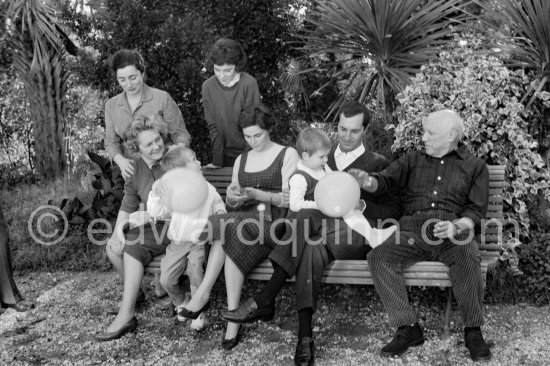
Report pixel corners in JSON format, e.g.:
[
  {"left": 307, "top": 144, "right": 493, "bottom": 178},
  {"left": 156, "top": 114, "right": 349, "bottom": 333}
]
[{"left": 372, "top": 145, "right": 488, "bottom": 228}]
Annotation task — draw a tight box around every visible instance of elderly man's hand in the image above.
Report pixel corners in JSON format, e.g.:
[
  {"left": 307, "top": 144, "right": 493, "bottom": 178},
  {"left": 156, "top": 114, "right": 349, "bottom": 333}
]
[
  {"left": 433, "top": 220, "right": 457, "bottom": 239},
  {"left": 348, "top": 169, "right": 376, "bottom": 192}
]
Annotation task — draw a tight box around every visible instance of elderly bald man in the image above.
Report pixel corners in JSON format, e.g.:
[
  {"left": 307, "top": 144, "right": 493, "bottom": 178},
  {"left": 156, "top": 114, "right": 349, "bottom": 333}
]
[{"left": 357, "top": 110, "right": 491, "bottom": 361}]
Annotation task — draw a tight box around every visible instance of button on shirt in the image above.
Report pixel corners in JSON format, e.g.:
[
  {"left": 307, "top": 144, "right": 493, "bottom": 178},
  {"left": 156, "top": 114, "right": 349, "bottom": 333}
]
[
  {"left": 372, "top": 145, "right": 489, "bottom": 227},
  {"left": 334, "top": 144, "right": 366, "bottom": 171}
]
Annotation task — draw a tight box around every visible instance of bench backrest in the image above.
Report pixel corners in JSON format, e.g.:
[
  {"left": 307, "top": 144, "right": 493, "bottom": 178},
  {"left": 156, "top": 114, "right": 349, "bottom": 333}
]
[{"left": 202, "top": 165, "right": 505, "bottom": 255}]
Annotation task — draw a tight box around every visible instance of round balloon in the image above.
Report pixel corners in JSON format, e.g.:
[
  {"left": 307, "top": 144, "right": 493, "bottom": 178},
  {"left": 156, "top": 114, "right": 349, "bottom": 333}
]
[
  {"left": 314, "top": 172, "right": 360, "bottom": 218},
  {"left": 161, "top": 168, "right": 208, "bottom": 212}
]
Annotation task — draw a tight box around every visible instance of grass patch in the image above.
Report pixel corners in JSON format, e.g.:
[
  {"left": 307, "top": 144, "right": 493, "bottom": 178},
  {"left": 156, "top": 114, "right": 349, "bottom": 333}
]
[{"left": 2, "top": 174, "right": 110, "bottom": 273}]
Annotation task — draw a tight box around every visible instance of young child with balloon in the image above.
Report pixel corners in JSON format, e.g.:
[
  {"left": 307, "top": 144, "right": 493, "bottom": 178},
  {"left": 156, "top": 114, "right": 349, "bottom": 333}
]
[
  {"left": 287, "top": 127, "right": 333, "bottom": 214},
  {"left": 290, "top": 127, "right": 396, "bottom": 246},
  {"left": 147, "top": 146, "right": 226, "bottom": 331}
]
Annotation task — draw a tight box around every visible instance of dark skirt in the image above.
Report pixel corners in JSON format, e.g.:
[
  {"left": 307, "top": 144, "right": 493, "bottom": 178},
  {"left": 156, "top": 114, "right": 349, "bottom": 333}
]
[{"left": 199, "top": 211, "right": 285, "bottom": 275}]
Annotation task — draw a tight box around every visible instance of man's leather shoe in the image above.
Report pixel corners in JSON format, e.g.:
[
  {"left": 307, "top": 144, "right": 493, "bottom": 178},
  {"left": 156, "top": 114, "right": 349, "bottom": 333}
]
[
  {"left": 380, "top": 323, "right": 425, "bottom": 357},
  {"left": 177, "top": 300, "right": 210, "bottom": 320},
  {"left": 465, "top": 328, "right": 491, "bottom": 361},
  {"left": 94, "top": 316, "right": 138, "bottom": 342},
  {"left": 221, "top": 298, "right": 274, "bottom": 324},
  {"left": 294, "top": 337, "right": 314, "bottom": 366},
  {"left": 5, "top": 299, "right": 35, "bottom": 312},
  {"left": 107, "top": 289, "right": 145, "bottom": 315}
]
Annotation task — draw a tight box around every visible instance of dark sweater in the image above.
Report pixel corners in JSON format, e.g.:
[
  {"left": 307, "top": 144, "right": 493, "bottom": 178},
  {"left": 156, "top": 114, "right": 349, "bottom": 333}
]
[
  {"left": 202, "top": 72, "right": 261, "bottom": 167},
  {"left": 327, "top": 145, "right": 402, "bottom": 221}
]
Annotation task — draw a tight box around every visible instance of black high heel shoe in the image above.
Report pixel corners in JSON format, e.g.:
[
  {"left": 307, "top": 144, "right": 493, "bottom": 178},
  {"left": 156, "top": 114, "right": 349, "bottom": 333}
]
[
  {"left": 94, "top": 316, "right": 138, "bottom": 342},
  {"left": 221, "top": 327, "right": 243, "bottom": 350},
  {"left": 177, "top": 300, "right": 210, "bottom": 320}
]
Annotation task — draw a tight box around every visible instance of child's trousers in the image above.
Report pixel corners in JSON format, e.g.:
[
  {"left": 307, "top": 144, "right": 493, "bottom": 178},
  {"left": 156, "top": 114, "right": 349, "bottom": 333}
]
[{"left": 159, "top": 240, "right": 205, "bottom": 307}]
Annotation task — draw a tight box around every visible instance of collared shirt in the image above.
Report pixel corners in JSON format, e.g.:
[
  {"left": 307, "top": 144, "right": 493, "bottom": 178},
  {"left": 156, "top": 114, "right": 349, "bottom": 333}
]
[
  {"left": 372, "top": 145, "right": 489, "bottom": 227},
  {"left": 288, "top": 161, "right": 332, "bottom": 212},
  {"left": 334, "top": 143, "right": 366, "bottom": 171},
  {"left": 104, "top": 84, "right": 191, "bottom": 160}
]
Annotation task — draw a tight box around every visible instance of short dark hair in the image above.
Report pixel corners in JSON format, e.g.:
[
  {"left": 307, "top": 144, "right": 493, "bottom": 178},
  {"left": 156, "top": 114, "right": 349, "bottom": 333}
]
[
  {"left": 123, "top": 115, "right": 168, "bottom": 154},
  {"left": 111, "top": 49, "right": 146, "bottom": 74},
  {"left": 238, "top": 103, "right": 277, "bottom": 131},
  {"left": 296, "top": 127, "right": 332, "bottom": 156},
  {"left": 208, "top": 38, "right": 247, "bottom": 72},
  {"left": 340, "top": 101, "right": 371, "bottom": 128}
]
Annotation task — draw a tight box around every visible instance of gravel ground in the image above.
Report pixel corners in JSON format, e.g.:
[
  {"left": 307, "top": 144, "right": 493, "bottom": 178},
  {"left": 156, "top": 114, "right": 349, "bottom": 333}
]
[{"left": 0, "top": 271, "right": 548, "bottom": 366}]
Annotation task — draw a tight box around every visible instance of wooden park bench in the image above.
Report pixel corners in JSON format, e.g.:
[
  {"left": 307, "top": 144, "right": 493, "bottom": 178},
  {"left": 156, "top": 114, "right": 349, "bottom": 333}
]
[{"left": 145, "top": 165, "right": 505, "bottom": 336}]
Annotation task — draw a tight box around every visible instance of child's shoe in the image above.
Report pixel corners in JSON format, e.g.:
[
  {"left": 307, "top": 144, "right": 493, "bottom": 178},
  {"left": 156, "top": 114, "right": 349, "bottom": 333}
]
[
  {"left": 176, "top": 293, "right": 192, "bottom": 322},
  {"left": 190, "top": 312, "right": 207, "bottom": 331}
]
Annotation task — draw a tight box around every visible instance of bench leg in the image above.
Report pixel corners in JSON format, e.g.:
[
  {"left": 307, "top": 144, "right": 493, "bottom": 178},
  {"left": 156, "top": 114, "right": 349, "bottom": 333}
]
[{"left": 442, "top": 288, "right": 453, "bottom": 339}]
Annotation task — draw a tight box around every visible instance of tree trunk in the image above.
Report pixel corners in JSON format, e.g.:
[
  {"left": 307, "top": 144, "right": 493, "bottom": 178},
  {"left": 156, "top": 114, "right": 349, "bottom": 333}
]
[{"left": 21, "top": 50, "right": 69, "bottom": 179}]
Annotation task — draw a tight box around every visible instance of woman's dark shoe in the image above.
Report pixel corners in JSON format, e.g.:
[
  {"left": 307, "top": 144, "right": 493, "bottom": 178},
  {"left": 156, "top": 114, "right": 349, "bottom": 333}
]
[
  {"left": 5, "top": 299, "right": 35, "bottom": 312},
  {"left": 94, "top": 316, "right": 138, "bottom": 342},
  {"left": 221, "top": 298, "right": 274, "bottom": 324},
  {"left": 178, "top": 300, "right": 210, "bottom": 320},
  {"left": 294, "top": 337, "right": 314, "bottom": 366},
  {"left": 221, "top": 327, "right": 243, "bottom": 351}
]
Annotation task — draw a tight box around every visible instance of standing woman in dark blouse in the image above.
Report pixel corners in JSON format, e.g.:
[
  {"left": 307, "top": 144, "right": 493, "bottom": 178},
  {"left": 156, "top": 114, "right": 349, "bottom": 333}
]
[
  {"left": 202, "top": 38, "right": 261, "bottom": 168},
  {"left": 105, "top": 49, "right": 191, "bottom": 179}
]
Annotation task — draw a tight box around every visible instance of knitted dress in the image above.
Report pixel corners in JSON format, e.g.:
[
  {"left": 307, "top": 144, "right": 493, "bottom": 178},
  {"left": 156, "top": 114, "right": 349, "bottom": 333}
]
[{"left": 199, "top": 147, "right": 289, "bottom": 275}]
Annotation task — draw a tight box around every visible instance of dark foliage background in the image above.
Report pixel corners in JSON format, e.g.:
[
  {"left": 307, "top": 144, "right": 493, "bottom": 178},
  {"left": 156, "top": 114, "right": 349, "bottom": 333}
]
[{"left": 60, "top": 0, "right": 301, "bottom": 163}]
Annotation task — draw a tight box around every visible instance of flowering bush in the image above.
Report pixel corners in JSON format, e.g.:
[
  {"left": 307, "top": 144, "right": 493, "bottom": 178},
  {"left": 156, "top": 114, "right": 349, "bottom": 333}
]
[{"left": 391, "top": 34, "right": 550, "bottom": 237}]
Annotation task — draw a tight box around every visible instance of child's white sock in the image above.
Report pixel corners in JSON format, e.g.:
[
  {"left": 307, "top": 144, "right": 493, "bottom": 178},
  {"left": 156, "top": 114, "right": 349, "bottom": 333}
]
[{"left": 343, "top": 209, "right": 396, "bottom": 248}]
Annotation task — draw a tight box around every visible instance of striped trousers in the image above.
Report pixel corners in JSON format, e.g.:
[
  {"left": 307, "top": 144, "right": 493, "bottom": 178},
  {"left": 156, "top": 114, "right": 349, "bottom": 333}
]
[{"left": 367, "top": 211, "right": 484, "bottom": 328}]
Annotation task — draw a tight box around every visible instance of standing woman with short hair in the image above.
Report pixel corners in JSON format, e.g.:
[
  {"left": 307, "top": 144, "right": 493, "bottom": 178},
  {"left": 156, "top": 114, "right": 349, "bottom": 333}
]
[
  {"left": 202, "top": 38, "right": 261, "bottom": 168},
  {"left": 105, "top": 49, "right": 191, "bottom": 179}
]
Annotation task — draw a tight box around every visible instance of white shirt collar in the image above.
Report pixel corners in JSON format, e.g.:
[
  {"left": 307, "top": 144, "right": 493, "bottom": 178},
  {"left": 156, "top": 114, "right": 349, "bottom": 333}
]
[
  {"left": 334, "top": 143, "right": 365, "bottom": 158},
  {"left": 297, "top": 160, "right": 330, "bottom": 180}
]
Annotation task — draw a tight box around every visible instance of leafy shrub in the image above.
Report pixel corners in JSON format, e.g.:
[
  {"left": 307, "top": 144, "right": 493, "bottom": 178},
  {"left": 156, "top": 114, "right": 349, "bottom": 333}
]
[{"left": 392, "top": 33, "right": 550, "bottom": 237}]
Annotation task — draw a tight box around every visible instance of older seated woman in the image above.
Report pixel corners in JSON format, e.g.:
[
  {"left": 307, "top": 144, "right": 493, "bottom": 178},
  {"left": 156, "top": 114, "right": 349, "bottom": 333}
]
[
  {"left": 178, "top": 103, "right": 299, "bottom": 349},
  {"left": 95, "top": 115, "right": 172, "bottom": 341}
]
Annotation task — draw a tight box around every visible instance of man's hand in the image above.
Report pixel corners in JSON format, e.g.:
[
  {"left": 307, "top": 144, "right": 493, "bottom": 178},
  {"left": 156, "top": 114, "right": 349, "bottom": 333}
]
[
  {"left": 433, "top": 220, "right": 457, "bottom": 239},
  {"left": 348, "top": 169, "right": 376, "bottom": 192}
]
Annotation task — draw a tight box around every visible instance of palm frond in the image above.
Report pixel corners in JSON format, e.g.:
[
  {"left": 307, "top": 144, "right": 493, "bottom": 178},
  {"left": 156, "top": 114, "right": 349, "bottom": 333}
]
[
  {"left": 475, "top": 0, "right": 550, "bottom": 104},
  {"left": 298, "top": 0, "right": 468, "bottom": 119}
]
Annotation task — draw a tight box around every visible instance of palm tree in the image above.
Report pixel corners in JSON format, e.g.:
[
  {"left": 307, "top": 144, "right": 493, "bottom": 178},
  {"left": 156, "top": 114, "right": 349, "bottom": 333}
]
[
  {"left": 6, "top": 0, "right": 74, "bottom": 179},
  {"left": 296, "top": 0, "right": 469, "bottom": 121}
]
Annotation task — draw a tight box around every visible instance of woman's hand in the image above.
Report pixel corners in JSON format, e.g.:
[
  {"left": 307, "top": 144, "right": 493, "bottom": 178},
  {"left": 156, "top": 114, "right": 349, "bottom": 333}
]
[
  {"left": 244, "top": 187, "right": 265, "bottom": 202},
  {"left": 226, "top": 183, "right": 248, "bottom": 203},
  {"left": 107, "top": 235, "right": 125, "bottom": 256},
  {"left": 204, "top": 163, "right": 222, "bottom": 169},
  {"left": 115, "top": 155, "right": 135, "bottom": 180},
  {"left": 281, "top": 188, "right": 290, "bottom": 207}
]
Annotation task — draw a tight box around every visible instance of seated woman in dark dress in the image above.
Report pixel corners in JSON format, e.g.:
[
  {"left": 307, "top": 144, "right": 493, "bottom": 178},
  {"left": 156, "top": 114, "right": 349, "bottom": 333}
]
[{"left": 178, "top": 104, "right": 299, "bottom": 349}]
